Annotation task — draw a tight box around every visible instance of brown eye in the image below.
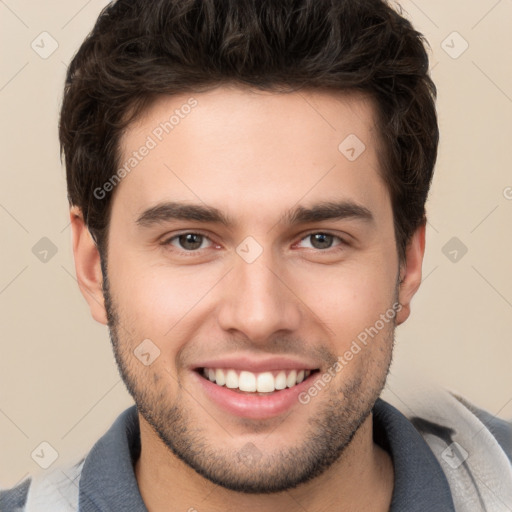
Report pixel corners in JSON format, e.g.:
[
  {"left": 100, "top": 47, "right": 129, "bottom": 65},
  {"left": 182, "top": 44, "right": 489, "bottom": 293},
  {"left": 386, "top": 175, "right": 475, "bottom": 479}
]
[
  {"left": 165, "top": 233, "right": 212, "bottom": 251},
  {"left": 301, "top": 232, "right": 344, "bottom": 250},
  {"left": 179, "top": 233, "right": 203, "bottom": 250},
  {"left": 309, "top": 233, "right": 335, "bottom": 249}
]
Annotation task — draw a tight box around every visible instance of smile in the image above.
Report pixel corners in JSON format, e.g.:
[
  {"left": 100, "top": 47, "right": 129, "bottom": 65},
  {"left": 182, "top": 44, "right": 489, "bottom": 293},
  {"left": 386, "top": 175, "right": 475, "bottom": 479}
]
[
  {"left": 199, "top": 368, "right": 315, "bottom": 393},
  {"left": 193, "top": 365, "right": 321, "bottom": 419}
]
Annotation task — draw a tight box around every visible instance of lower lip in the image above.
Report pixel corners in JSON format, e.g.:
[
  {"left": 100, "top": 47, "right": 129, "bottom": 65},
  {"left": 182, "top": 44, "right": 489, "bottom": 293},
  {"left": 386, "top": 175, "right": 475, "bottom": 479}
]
[{"left": 192, "top": 370, "right": 317, "bottom": 420}]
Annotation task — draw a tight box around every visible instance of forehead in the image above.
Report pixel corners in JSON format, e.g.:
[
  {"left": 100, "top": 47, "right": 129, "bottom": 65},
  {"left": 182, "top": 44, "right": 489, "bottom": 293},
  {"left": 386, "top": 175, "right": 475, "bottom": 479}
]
[{"left": 114, "top": 86, "right": 389, "bottom": 225}]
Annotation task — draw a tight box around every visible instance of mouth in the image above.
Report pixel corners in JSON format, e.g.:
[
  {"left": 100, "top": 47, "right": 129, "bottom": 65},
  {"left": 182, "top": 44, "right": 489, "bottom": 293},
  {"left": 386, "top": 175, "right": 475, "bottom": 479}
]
[
  {"left": 192, "top": 365, "right": 322, "bottom": 419},
  {"left": 196, "top": 367, "right": 320, "bottom": 395},
  {"left": 191, "top": 355, "right": 323, "bottom": 419}
]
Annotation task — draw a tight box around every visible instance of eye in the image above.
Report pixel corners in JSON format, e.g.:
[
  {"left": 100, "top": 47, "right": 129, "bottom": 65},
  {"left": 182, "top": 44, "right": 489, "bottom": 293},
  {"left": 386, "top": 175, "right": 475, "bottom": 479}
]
[
  {"left": 297, "top": 232, "right": 345, "bottom": 250},
  {"left": 164, "top": 232, "right": 214, "bottom": 251}
]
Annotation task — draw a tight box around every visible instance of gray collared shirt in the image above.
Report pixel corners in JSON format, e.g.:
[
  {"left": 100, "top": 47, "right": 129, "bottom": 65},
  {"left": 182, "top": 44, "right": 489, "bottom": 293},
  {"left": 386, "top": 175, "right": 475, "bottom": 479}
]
[
  {"left": 78, "top": 399, "right": 457, "bottom": 511},
  {"left": 4, "top": 397, "right": 511, "bottom": 511}
]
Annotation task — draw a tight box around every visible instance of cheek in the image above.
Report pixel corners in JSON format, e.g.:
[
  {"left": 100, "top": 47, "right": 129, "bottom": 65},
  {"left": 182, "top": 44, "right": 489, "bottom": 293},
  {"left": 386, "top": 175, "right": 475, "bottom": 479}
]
[
  {"left": 291, "top": 259, "right": 397, "bottom": 338},
  {"left": 108, "top": 257, "right": 222, "bottom": 341}
]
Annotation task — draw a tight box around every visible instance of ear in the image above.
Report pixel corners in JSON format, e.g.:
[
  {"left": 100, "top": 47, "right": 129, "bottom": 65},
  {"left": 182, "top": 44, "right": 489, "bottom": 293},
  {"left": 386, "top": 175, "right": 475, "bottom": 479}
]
[
  {"left": 396, "top": 221, "right": 426, "bottom": 326},
  {"left": 70, "top": 206, "right": 108, "bottom": 325}
]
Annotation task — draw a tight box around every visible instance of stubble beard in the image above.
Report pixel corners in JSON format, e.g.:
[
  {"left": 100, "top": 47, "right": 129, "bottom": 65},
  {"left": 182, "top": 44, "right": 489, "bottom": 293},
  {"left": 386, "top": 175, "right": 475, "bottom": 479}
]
[{"left": 101, "top": 261, "right": 395, "bottom": 494}]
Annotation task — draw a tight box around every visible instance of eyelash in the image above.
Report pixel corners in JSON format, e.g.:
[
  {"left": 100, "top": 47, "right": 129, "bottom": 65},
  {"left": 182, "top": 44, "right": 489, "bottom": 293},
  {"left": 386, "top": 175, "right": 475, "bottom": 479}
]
[{"left": 160, "top": 231, "right": 349, "bottom": 253}]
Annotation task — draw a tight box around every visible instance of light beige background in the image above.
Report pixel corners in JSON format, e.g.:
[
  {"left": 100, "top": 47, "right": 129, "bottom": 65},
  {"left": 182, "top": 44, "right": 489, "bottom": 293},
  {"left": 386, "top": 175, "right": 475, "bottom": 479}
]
[{"left": 1, "top": 0, "right": 511, "bottom": 488}]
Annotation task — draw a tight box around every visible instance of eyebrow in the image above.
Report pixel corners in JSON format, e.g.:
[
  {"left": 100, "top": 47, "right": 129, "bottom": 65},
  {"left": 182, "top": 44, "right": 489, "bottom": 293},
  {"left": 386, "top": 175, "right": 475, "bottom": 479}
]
[
  {"left": 282, "top": 201, "right": 374, "bottom": 226},
  {"left": 135, "top": 200, "right": 374, "bottom": 228}
]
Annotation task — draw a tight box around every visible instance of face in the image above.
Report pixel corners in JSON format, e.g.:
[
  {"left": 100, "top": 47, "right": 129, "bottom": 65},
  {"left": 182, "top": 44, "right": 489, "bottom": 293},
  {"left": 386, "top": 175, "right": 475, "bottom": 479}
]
[{"left": 88, "top": 86, "right": 414, "bottom": 493}]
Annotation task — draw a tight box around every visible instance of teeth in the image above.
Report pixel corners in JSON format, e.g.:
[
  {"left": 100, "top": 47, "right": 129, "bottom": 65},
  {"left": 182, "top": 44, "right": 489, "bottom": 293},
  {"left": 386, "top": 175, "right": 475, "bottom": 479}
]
[
  {"left": 201, "top": 368, "right": 313, "bottom": 393},
  {"left": 225, "top": 369, "right": 238, "bottom": 389},
  {"left": 215, "top": 368, "right": 226, "bottom": 386},
  {"left": 239, "top": 371, "right": 256, "bottom": 392},
  {"left": 274, "top": 371, "right": 287, "bottom": 390},
  {"left": 256, "top": 372, "right": 274, "bottom": 392},
  {"left": 286, "top": 370, "right": 297, "bottom": 388}
]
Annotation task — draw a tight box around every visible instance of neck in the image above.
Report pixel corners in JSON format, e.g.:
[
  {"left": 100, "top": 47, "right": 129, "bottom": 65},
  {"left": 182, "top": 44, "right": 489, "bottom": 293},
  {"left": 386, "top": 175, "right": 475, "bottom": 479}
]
[{"left": 134, "top": 413, "right": 394, "bottom": 512}]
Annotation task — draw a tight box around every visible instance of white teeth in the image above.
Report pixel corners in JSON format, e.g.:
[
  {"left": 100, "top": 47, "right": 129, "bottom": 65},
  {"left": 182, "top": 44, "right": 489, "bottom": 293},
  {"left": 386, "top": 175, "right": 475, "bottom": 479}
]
[
  {"left": 275, "top": 371, "right": 287, "bottom": 390},
  {"left": 225, "top": 369, "right": 238, "bottom": 389},
  {"left": 215, "top": 368, "right": 226, "bottom": 386},
  {"left": 256, "top": 372, "right": 275, "bottom": 392},
  {"left": 239, "top": 371, "right": 256, "bottom": 392},
  {"left": 202, "top": 367, "right": 313, "bottom": 393},
  {"left": 286, "top": 370, "right": 297, "bottom": 388}
]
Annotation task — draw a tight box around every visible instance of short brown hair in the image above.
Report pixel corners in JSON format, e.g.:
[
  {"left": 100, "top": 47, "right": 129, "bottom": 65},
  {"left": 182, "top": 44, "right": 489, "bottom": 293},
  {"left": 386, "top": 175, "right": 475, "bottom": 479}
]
[{"left": 59, "top": 0, "right": 438, "bottom": 263}]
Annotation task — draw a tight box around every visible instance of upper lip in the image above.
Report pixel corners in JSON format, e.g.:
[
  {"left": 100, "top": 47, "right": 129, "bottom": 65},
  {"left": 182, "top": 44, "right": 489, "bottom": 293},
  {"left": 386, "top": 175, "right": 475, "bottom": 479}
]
[{"left": 192, "top": 355, "right": 320, "bottom": 373}]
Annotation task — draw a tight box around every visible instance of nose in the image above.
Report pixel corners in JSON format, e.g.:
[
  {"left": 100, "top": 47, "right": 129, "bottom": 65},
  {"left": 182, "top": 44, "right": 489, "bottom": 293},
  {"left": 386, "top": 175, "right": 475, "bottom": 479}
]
[{"left": 216, "top": 249, "right": 302, "bottom": 344}]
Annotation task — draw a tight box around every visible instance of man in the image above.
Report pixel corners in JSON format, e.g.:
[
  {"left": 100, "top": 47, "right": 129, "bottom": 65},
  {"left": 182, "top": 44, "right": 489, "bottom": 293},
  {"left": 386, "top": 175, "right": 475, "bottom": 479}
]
[{"left": 2, "top": 0, "right": 511, "bottom": 510}]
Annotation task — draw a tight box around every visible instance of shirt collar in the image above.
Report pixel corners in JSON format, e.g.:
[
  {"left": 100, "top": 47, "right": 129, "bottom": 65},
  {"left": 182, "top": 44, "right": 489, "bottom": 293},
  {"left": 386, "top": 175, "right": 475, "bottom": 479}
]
[
  {"left": 79, "top": 406, "right": 146, "bottom": 511},
  {"left": 373, "top": 398, "right": 455, "bottom": 511},
  {"left": 78, "top": 400, "right": 455, "bottom": 511}
]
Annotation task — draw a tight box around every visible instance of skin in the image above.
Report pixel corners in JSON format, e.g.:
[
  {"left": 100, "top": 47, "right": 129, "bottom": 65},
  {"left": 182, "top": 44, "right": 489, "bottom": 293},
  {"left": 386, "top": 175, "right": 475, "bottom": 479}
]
[{"left": 70, "top": 86, "right": 425, "bottom": 511}]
